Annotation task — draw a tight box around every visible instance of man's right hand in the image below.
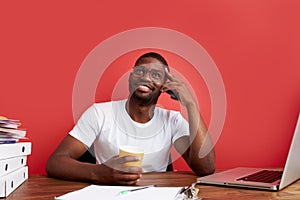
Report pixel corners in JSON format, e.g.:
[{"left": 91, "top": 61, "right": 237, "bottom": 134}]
[{"left": 93, "top": 156, "right": 143, "bottom": 185}]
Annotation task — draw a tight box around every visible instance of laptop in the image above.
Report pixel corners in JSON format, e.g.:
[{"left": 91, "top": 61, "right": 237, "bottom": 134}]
[{"left": 197, "top": 113, "right": 300, "bottom": 191}]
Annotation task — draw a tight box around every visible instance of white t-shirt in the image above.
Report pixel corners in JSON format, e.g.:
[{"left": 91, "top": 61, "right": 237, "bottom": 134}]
[{"left": 69, "top": 99, "right": 189, "bottom": 172}]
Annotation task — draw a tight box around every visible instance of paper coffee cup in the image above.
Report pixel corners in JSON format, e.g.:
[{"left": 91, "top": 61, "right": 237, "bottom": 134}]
[{"left": 119, "top": 145, "right": 144, "bottom": 167}]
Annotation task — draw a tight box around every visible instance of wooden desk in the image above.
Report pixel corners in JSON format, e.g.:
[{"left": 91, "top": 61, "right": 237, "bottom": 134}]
[{"left": 4, "top": 172, "right": 300, "bottom": 200}]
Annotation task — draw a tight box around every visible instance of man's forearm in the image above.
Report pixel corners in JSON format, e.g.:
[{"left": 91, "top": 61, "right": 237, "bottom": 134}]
[
  {"left": 46, "top": 155, "right": 99, "bottom": 182},
  {"left": 186, "top": 102, "right": 215, "bottom": 175}
]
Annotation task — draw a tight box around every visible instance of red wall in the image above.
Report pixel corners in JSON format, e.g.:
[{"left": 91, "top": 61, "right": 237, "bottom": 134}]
[{"left": 1, "top": 1, "right": 300, "bottom": 174}]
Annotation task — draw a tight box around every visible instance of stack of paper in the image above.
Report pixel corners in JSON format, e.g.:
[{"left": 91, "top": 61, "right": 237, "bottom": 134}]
[
  {"left": 0, "top": 116, "right": 26, "bottom": 144},
  {"left": 55, "top": 185, "right": 182, "bottom": 200},
  {"left": 0, "top": 116, "right": 31, "bottom": 197}
]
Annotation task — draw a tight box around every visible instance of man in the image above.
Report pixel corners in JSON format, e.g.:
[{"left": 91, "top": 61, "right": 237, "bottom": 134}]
[{"left": 46, "top": 52, "right": 215, "bottom": 185}]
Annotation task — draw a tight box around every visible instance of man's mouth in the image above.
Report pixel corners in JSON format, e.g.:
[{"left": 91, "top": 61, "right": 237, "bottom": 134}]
[{"left": 136, "top": 84, "right": 153, "bottom": 93}]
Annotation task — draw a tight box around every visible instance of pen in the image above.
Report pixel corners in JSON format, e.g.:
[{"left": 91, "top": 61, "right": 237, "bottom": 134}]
[
  {"left": 174, "top": 183, "right": 196, "bottom": 199},
  {"left": 119, "top": 184, "right": 156, "bottom": 195}
]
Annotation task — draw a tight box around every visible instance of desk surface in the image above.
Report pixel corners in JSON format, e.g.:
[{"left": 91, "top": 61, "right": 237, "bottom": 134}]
[{"left": 4, "top": 172, "right": 300, "bottom": 200}]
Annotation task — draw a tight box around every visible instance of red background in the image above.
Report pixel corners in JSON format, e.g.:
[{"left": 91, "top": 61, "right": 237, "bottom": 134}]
[{"left": 1, "top": 1, "right": 300, "bottom": 174}]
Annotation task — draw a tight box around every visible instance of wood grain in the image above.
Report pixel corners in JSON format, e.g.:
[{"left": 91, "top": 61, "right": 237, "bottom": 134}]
[{"left": 3, "top": 172, "right": 300, "bottom": 200}]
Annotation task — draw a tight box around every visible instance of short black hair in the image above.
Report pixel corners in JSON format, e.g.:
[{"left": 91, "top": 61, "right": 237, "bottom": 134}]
[{"left": 134, "top": 52, "right": 169, "bottom": 71}]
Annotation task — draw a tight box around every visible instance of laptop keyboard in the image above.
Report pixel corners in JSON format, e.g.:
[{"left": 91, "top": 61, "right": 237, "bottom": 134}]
[{"left": 237, "top": 170, "right": 283, "bottom": 183}]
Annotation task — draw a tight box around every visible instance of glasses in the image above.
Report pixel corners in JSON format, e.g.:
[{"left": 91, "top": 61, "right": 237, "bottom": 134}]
[{"left": 132, "top": 66, "right": 165, "bottom": 82}]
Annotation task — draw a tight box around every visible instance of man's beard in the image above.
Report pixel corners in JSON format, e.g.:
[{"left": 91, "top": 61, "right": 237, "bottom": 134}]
[{"left": 131, "top": 91, "right": 160, "bottom": 106}]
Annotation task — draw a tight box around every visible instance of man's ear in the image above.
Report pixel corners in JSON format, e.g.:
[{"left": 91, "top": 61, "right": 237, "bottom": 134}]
[{"left": 128, "top": 72, "right": 134, "bottom": 80}]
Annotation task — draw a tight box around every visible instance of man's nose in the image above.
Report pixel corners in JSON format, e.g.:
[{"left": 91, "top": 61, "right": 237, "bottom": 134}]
[{"left": 141, "top": 71, "right": 152, "bottom": 81}]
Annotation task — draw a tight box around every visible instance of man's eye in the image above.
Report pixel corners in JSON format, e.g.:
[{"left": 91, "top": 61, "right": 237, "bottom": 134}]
[
  {"left": 151, "top": 72, "right": 163, "bottom": 79},
  {"left": 135, "top": 69, "right": 144, "bottom": 74}
]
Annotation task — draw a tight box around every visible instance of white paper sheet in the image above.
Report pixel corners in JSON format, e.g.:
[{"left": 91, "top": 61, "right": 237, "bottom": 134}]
[{"left": 55, "top": 185, "right": 181, "bottom": 200}]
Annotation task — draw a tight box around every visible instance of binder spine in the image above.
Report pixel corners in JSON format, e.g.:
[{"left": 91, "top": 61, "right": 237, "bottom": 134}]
[{"left": 0, "top": 166, "right": 28, "bottom": 197}]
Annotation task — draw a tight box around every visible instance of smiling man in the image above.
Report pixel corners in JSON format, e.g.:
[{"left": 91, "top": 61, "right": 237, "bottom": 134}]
[{"left": 46, "top": 52, "right": 215, "bottom": 185}]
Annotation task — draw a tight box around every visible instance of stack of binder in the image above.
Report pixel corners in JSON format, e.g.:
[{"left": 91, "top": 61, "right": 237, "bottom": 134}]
[{"left": 0, "top": 116, "right": 32, "bottom": 197}]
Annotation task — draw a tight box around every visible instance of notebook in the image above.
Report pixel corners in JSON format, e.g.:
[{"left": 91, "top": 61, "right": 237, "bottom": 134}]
[{"left": 197, "top": 113, "right": 300, "bottom": 191}]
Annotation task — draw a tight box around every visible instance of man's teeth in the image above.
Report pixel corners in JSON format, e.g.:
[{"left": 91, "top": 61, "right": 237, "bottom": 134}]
[{"left": 138, "top": 85, "right": 151, "bottom": 91}]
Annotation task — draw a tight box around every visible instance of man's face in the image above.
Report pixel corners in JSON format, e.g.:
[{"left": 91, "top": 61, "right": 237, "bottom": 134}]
[{"left": 128, "top": 57, "right": 166, "bottom": 103}]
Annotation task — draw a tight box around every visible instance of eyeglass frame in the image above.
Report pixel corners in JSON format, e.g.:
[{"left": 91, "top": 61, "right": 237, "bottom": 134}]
[{"left": 131, "top": 65, "right": 167, "bottom": 83}]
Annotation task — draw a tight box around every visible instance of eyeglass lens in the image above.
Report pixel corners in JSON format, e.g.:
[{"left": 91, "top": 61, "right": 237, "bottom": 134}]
[{"left": 133, "top": 66, "right": 165, "bottom": 82}]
